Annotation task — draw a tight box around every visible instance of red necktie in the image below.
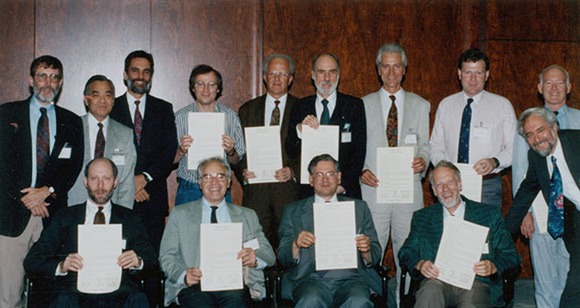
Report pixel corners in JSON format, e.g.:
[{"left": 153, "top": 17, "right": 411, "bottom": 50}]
[
  {"left": 36, "top": 107, "right": 50, "bottom": 185},
  {"left": 134, "top": 100, "right": 143, "bottom": 144}
]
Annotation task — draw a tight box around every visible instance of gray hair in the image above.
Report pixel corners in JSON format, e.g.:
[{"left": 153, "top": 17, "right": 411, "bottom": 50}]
[
  {"left": 196, "top": 156, "right": 232, "bottom": 180},
  {"left": 539, "top": 64, "right": 570, "bottom": 86},
  {"left": 429, "top": 160, "right": 461, "bottom": 186},
  {"left": 262, "top": 54, "right": 295, "bottom": 76},
  {"left": 83, "top": 74, "right": 115, "bottom": 96},
  {"left": 517, "top": 107, "right": 558, "bottom": 137},
  {"left": 307, "top": 154, "right": 340, "bottom": 175},
  {"left": 375, "top": 43, "right": 408, "bottom": 68}
]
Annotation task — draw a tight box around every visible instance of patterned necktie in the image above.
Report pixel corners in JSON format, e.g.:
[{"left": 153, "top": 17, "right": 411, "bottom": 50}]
[
  {"left": 94, "top": 123, "right": 105, "bottom": 158},
  {"left": 36, "top": 107, "right": 50, "bottom": 186},
  {"left": 134, "top": 100, "right": 143, "bottom": 145},
  {"left": 548, "top": 156, "right": 564, "bottom": 239},
  {"left": 320, "top": 99, "right": 330, "bottom": 125},
  {"left": 93, "top": 207, "right": 106, "bottom": 224},
  {"left": 386, "top": 95, "right": 398, "bottom": 147},
  {"left": 554, "top": 110, "right": 561, "bottom": 130},
  {"left": 457, "top": 98, "right": 473, "bottom": 163},
  {"left": 211, "top": 206, "right": 218, "bottom": 224},
  {"left": 270, "top": 100, "right": 281, "bottom": 126}
]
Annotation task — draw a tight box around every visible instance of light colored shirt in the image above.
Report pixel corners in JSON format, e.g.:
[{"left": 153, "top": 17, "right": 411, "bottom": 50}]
[
  {"left": 379, "top": 87, "right": 405, "bottom": 138},
  {"left": 85, "top": 199, "right": 112, "bottom": 224},
  {"left": 264, "top": 93, "right": 288, "bottom": 126},
  {"left": 86, "top": 113, "right": 110, "bottom": 160},
  {"left": 296, "top": 91, "right": 338, "bottom": 139},
  {"left": 125, "top": 92, "right": 147, "bottom": 122},
  {"left": 29, "top": 98, "right": 57, "bottom": 188},
  {"left": 547, "top": 140, "right": 580, "bottom": 209},
  {"left": 443, "top": 200, "right": 466, "bottom": 224}
]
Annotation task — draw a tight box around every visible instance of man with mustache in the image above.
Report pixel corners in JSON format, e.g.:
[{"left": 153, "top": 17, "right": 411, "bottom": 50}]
[
  {"left": 286, "top": 53, "right": 366, "bottom": 199},
  {"left": 505, "top": 107, "right": 580, "bottom": 307},
  {"left": 0, "top": 55, "right": 84, "bottom": 307},
  {"left": 399, "top": 161, "right": 520, "bottom": 307}
]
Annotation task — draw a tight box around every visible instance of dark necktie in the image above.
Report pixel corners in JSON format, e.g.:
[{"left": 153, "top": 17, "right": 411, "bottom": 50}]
[
  {"left": 93, "top": 207, "right": 106, "bottom": 224},
  {"left": 270, "top": 100, "right": 281, "bottom": 126},
  {"left": 457, "top": 98, "right": 473, "bottom": 163},
  {"left": 134, "top": 100, "right": 143, "bottom": 145},
  {"left": 320, "top": 99, "right": 330, "bottom": 125},
  {"left": 554, "top": 110, "right": 561, "bottom": 129},
  {"left": 386, "top": 95, "right": 398, "bottom": 147},
  {"left": 211, "top": 206, "right": 218, "bottom": 224},
  {"left": 548, "top": 156, "right": 564, "bottom": 239},
  {"left": 94, "top": 122, "right": 105, "bottom": 158},
  {"left": 36, "top": 107, "right": 50, "bottom": 186}
]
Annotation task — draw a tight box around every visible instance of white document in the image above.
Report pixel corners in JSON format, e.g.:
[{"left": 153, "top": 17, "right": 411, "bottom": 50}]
[
  {"left": 376, "top": 147, "right": 414, "bottom": 203},
  {"left": 532, "top": 192, "right": 549, "bottom": 234},
  {"left": 200, "top": 223, "right": 243, "bottom": 292},
  {"left": 77, "top": 224, "right": 123, "bottom": 294},
  {"left": 435, "top": 217, "right": 489, "bottom": 290},
  {"left": 454, "top": 163, "right": 482, "bottom": 202},
  {"left": 187, "top": 112, "right": 225, "bottom": 170},
  {"left": 245, "top": 126, "right": 283, "bottom": 184},
  {"left": 313, "top": 201, "right": 358, "bottom": 270},
  {"left": 300, "top": 125, "right": 339, "bottom": 184}
]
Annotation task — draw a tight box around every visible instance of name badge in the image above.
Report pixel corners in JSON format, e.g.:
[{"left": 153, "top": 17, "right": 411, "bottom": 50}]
[
  {"left": 404, "top": 133, "right": 418, "bottom": 145},
  {"left": 58, "top": 144, "right": 72, "bottom": 159},
  {"left": 243, "top": 238, "right": 260, "bottom": 250},
  {"left": 341, "top": 132, "right": 352, "bottom": 143},
  {"left": 112, "top": 153, "right": 126, "bottom": 166},
  {"left": 473, "top": 126, "right": 491, "bottom": 141},
  {"left": 482, "top": 242, "right": 489, "bottom": 254}
]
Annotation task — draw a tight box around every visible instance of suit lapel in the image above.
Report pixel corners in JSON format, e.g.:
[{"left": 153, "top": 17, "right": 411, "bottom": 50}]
[
  {"left": 81, "top": 116, "right": 92, "bottom": 163},
  {"left": 301, "top": 196, "right": 315, "bottom": 233},
  {"left": 561, "top": 133, "right": 580, "bottom": 188},
  {"left": 254, "top": 97, "right": 267, "bottom": 126}
]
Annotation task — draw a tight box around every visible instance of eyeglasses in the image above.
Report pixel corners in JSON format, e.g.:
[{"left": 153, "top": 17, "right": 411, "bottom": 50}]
[
  {"left": 313, "top": 171, "right": 338, "bottom": 179},
  {"left": 194, "top": 81, "right": 218, "bottom": 89},
  {"left": 35, "top": 73, "right": 62, "bottom": 82},
  {"left": 268, "top": 71, "right": 290, "bottom": 78},
  {"left": 200, "top": 173, "right": 228, "bottom": 182}
]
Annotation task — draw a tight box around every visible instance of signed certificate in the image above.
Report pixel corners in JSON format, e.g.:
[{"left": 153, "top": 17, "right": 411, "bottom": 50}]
[
  {"left": 187, "top": 112, "right": 225, "bottom": 170},
  {"left": 245, "top": 126, "right": 283, "bottom": 184},
  {"left": 300, "top": 125, "right": 339, "bottom": 184},
  {"left": 313, "top": 201, "right": 357, "bottom": 270},
  {"left": 376, "top": 147, "right": 414, "bottom": 203},
  {"left": 453, "top": 163, "right": 482, "bottom": 202},
  {"left": 200, "top": 223, "right": 243, "bottom": 291}
]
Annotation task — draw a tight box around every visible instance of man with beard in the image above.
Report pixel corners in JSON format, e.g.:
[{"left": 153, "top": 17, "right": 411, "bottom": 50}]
[
  {"left": 0, "top": 55, "right": 84, "bottom": 307},
  {"left": 399, "top": 161, "right": 520, "bottom": 307},
  {"left": 109, "top": 50, "right": 177, "bottom": 250},
  {"left": 286, "top": 53, "right": 366, "bottom": 199},
  {"left": 505, "top": 107, "right": 580, "bottom": 307},
  {"left": 24, "top": 158, "right": 157, "bottom": 307}
]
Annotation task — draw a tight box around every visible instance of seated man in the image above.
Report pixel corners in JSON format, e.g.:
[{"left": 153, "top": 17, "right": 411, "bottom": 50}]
[
  {"left": 159, "top": 157, "right": 275, "bottom": 307},
  {"left": 278, "top": 154, "right": 382, "bottom": 307},
  {"left": 24, "top": 158, "right": 157, "bottom": 307},
  {"left": 399, "top": 160, "right": 521, "bottom": 307}
]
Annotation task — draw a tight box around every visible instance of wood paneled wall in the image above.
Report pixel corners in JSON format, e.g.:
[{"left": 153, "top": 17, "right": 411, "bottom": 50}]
[{"left": 1, "top": 0, "right": 578, "bottom": 279}]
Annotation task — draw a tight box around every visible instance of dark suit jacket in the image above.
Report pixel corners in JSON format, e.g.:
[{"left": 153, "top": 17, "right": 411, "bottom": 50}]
[
  {"left": 399, "top": 198, "right": 521, "bottom": 306},
  {"left": 277, "top": 196, "right": 382, "bottom": 299},
  {"left": 109, "top": 94, "right": 177, "bottom": 215},
  {"left": 285, "top": 93, "right": 366, "bottom": 199},
  {"left": 505, "top": 130, "right": 580, "bottom": 234},
  {"left": 0, "top": 98, "right": 84, "bottom": 236},
  {"left": 23, "top": 202, "right": 158, "bottom": 292}
]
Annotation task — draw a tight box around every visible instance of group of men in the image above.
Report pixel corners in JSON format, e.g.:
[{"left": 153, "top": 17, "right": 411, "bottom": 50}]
[{"left": 0, "top": 42, "right": 577, "bottom": 308}]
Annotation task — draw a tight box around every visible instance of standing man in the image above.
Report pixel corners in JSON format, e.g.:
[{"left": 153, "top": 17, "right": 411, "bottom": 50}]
[
  {"left": 505, "top": 108, "right": 580, "bottom": 307},
  {"left": 360, "top": 43, "right": 430, "bottom": 305},
  {"left": 160, "top": 157, "right": 275, "bottom": 307},
  {"left": 236, "top": 54, "right": 299, "bottom": 248},
  {"left": 430, "top": 48, "right": 516, "bottom": 207},
  {"left": 278, "top": 154, "right": 382, "bottom": 307},
  {"left": 0, "top": 55, "right": 84, "bottom": 307},
  {"left": 174, "top": 64, "right": 245, "bottom": 204},
  {"left": 110, "top": 50, "right": 177, "bottom": 250},
  {"left": 68, "top": 75, "right": 137, "bottom": 209},
  {"left": 286, "top": 53, "right": 366, "bottom": 199},
  {"left": 399, "top": 161, "right": 520, "bottom": 307}
]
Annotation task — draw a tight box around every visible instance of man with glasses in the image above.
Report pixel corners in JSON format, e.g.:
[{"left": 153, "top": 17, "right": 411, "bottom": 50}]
[
  {"left": 174, "top": 64, "right": 245, "bottom": 204},
  {"left": 160, "top": 157, "right": 275, "bottom": 307},
  {"left": 278, "top": 154, "right": 382, "bottom": 307},
  {"left": 0, "top": 55, "right": 84, "bottom": 307}
]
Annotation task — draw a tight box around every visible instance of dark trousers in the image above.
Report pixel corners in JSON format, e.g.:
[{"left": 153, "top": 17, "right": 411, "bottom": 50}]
[
  {"left": 50, "top": 288, "right": 148, "bottom": 308},
  {"left": 560, "top": 200, "right": 580, "bottom": 307},
  {"left": 177, "top": 284, "right": 247, "bottom": 308}
]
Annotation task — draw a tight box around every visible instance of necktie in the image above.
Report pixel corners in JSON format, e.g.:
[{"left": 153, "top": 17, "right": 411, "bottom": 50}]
[
  {"left": 210, "top": 206, "right": 218, "bottom": 224},
  {"left": 36, "top": 107, "right": 50, "bottom": 186},
  {"left": 270, "top": 100, "right": 281, "bottom": 126},
  {"left": 554, "top": 110, "right": 561, "bottom": 130},
  {"left": 548, "top": 156, "right": 564, "bottom": 239},
  {"left": 320, "top": 99, "right": 330, "bottom": 125},
  {"left": 134, "top": 100, "right": 143, "bottom": 145},
  {"left": 94, "top": 123, "right": 105, "bottom": 158},
  {"left": 93, "top": 207, "right": 105, "bottom": 224},
  {"left": 386, "top": 95, "right": 398, "bottom": 147},
  {"left": 457, "top": 98, "right": 473, "bottom": 163}
]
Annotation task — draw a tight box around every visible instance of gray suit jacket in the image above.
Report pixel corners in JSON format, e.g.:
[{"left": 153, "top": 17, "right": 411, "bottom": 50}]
[
  {"left": 159, "top": 200, "right": 275, "bottom": 305},
  {"left": 68, "top": 115, "right": 136, "bottom": 208},
  {"left": 361, "top": 90, "right": 430, "bottom": 207}
]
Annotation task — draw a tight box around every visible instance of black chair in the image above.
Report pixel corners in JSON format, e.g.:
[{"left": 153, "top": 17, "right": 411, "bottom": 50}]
[{"left": 399, "top": 265, "right": 520, "bottom": 308}]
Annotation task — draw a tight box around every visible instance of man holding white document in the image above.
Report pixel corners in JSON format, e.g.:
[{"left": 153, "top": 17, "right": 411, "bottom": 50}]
[
  {"left": 159, "top": 157, "right": 275, "bottom": 307},
  {"left": 399, "top": 161, "right": 520, "bottom": 307},
  {"left": 278, "top": 154, "right": 382, "bottom": 307},
  {"left": 24, "top": 158, "right": 157, "bottom": 307}
]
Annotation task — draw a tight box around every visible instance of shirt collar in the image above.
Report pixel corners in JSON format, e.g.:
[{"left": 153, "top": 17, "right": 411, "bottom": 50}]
[
  {"left": 462, "top": 91, "right": 484, "bottom": 104},
  {"left": 266, "top": 93, "right": 288, "bottom": 104},
  {"left": 202, "top": 197, "right": 227, "bottom": 209},
  {"left": 30, "top": 97, "right": 55, "bottom": 111},
  {"left": 443, "top": 200, "right": 466, "bottom": 221},
  {"left": 126, "top": 92, "right": 147, "bottom": 105},
  {"left": 314, "top": 194, "right": 338, "bottom": 203},
  {"left": 87, "top": 112, "right": 110, "bottom": 128},
  {"left": 316, "top": 91, "right": 337, "bottom": 103}
]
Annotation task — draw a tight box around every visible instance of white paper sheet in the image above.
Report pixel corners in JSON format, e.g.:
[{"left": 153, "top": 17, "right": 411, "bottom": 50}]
[
  {"left": 300, "top": 125, "right": 339, "bottom": 184},
  {"left": 313, "top": 201, "right": 358, "bottom": 270},
  {"left": 77, "top": 224, "right": 123, "bottom": 294},
  {"left": 376, "top": 147, "right": 414, "bottom": 203},
  {"left": 435, "top": 217, "right": 489, "bottom": 290},
  {"left": 454, "top": 163, "right": 483, "bottom": 202},
  {"left": 187, "top": 112, "right": 225, "bottom": 170},
  {"left": 200, "top": 223, "right": 243, "bottom": 291},
  {"left": 244, "top": 126, "right": 283, "bottom": 184},
  {"left": 532, "top": 192, "right": 549, "bottom": 234}
]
